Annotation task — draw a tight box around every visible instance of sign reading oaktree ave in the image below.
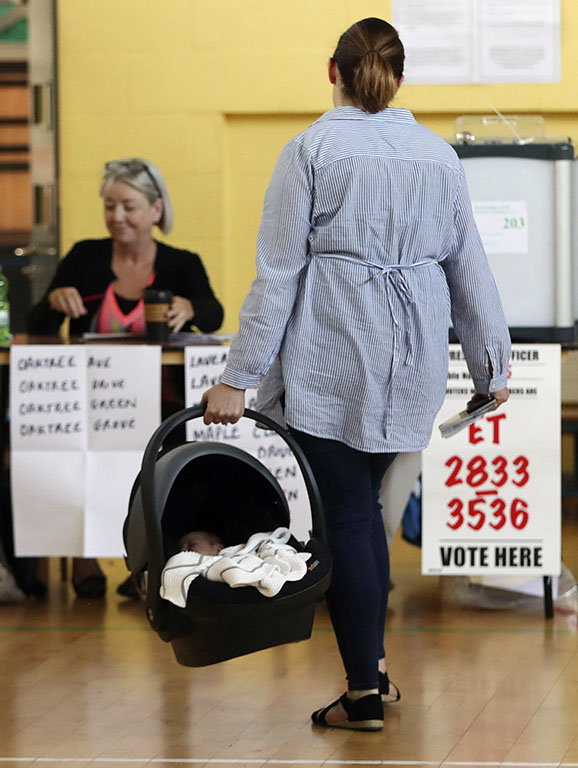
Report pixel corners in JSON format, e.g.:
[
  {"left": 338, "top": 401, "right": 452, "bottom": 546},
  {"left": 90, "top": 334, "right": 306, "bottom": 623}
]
[{"left": 10, "top": 344, "right": 161, "bottom": 556}]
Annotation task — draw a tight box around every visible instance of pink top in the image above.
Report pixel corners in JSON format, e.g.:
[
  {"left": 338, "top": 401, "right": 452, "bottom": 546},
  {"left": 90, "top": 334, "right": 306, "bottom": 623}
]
[{"left": 94, "top": 272, "right": 156, "bottom": 335}]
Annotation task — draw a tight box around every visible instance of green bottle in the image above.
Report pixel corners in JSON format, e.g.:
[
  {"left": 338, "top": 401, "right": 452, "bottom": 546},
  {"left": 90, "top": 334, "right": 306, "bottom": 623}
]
[{"left": 0, "top": 267, "right": 11, "bottom": 345}]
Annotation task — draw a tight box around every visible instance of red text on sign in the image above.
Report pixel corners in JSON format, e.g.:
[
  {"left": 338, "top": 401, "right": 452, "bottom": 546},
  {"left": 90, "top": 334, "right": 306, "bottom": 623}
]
[
  {"left": 445, "top": 455, "right": 530, "bottom": 489},
  {"left": 469, "top": 412, "right": 507, "bottom": 444},
  {"left": 446, "top": 495, "right": 529, "bottom": 531}
]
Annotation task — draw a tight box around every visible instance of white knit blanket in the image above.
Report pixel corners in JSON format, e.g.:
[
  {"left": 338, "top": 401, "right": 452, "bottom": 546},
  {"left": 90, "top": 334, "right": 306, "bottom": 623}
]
[{"left": 160, "top": 527, "right": 311, "bottom": 608}]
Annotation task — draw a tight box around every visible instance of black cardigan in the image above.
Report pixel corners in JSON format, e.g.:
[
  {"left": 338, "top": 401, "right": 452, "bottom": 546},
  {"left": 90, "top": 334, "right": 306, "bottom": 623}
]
[{"left": 27, "top": 239, "right": 224, "bottom": 335}]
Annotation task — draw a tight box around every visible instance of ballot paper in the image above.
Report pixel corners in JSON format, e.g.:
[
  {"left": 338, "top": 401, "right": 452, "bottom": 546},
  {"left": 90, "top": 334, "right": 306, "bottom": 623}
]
[{"left": 439, "top": 396, "right": 497, "bottom": 438}]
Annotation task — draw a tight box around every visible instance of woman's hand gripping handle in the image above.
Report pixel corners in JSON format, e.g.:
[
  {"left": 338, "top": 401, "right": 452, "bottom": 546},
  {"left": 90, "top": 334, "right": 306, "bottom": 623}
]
[{"left": 201, "top": 382, "right": 246, "bottom": 425}]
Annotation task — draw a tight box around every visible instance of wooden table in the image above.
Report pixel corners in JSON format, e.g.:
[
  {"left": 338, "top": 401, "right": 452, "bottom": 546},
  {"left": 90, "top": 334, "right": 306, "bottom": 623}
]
[{"left": 0, "top": 333, "right": 189, "bottom": 365}]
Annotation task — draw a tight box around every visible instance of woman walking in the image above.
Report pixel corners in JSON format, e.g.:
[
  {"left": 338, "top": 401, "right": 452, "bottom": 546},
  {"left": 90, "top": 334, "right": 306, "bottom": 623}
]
[{"left": 202, "top": 18, "right": 510, "bottom": 730}]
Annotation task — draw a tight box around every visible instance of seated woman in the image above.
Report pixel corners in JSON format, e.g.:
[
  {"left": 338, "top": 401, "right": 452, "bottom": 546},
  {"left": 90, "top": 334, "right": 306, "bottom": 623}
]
[
  {"left": 28, "top": 157, "right": 224, "bottom": 598},
  {"left": 28, "top": 157, "right": 223, "bottom": 337}
]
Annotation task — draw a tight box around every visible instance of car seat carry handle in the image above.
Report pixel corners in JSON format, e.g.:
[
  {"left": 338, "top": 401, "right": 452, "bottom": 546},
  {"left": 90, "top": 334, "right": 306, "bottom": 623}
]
[{"left": 139, "top": 404, "right": 326, "bottom": 631}]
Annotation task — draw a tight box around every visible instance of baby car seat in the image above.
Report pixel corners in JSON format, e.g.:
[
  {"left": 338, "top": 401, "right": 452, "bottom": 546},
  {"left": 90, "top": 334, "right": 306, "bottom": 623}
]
[{"left": 123, "top": 405, "right": 331, "bottom": 667}]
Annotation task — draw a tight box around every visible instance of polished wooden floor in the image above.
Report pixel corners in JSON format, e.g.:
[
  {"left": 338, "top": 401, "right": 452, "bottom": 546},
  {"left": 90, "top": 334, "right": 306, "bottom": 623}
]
[{"left": 1, "top": 513, "right": 577, "bottom": 768}]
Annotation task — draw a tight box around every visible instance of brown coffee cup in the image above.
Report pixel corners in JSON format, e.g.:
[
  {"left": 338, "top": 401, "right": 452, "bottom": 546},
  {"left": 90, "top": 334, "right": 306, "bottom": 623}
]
[{"left": 144, "top": 288, "right": 173, "bottom": 342}]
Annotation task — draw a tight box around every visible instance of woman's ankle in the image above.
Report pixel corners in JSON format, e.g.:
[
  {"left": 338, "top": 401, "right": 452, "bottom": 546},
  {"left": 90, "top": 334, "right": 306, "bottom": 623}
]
[{"left": 348, "top": 688, "right": 378, "bottom": 701}]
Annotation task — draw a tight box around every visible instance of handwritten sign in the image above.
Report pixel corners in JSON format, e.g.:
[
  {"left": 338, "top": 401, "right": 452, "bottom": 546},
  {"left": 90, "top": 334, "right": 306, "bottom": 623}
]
[
  {"left": 184, "top": 346, "right": 311, "bottom": 543},
  {"left": 421, "top": 344, "right": 560, "bottom": 576},
  {"left": 10, "top": 345, "right": 161, "bottom": 556},
  {"left": 11, "top": 348, "right": 87, "bottom": 449},
  {"left": 84, "top": 346, "right": 161, "bottom": 556},
  {"left": 87, "top": 347, "right": 160, "bottom": 450}
]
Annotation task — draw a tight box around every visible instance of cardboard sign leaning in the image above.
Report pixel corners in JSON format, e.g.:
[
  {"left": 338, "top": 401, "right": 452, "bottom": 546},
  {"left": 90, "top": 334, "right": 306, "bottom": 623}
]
[{"left": 422, "top": 343, "right": 561, "bottom": 578}]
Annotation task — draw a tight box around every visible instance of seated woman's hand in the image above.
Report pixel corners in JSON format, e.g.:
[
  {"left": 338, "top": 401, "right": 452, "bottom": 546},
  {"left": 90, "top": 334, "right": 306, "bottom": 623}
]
[
  {"left": 48, "top": 287, "right": 88, "bottom": 319},
  {"left": 167, "top": 296, "right": 194, "bottom": 333}
]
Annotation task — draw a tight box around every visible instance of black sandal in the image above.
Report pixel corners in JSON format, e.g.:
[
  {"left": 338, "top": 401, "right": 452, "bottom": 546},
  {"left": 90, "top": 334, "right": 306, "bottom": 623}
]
[
  {"left": 379, "top": 671, "right": 401, "bottom": 703},
  {"left": 311, "top": 692, "right": 383, "bottom": 731},
  {"left": 117, "top": 575, "right": 140, "bottom": 599},
  {"left": 72, "top": 558, "right": 106, "bottom": 599},
  {"left": 73, "top": 573, "right": 106, "bottom": 598}
]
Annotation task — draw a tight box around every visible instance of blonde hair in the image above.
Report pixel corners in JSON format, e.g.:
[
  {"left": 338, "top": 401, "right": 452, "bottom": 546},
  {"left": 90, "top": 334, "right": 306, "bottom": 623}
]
[
  {"left": 332, "top": 18, "right": 404, "bottom": 114},
  {"left": 100, "top": 157, "right": 174, "bottom": 234}
]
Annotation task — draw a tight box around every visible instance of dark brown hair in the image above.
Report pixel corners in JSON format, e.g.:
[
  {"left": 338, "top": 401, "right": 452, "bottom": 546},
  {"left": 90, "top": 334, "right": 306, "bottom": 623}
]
[{"left": 332, "top": 18, "right": 404, "bottom": 114}]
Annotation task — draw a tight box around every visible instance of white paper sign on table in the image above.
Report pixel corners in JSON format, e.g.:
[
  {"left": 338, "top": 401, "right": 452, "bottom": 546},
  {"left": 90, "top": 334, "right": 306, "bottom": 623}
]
[
  {"left": 10, "top": 345, "right": 161, "bottom": 557},
  {"left": 10, "top": 346, "right": 88, "bottom": 451},
  {"left": 10, "top": 346, "right": 88, "bottom": 555},
  {"left": 84, "top": 346, "right": 161, "bottom": 557},
  {"left": 422, "top": 344, "right": 560, "bottom": 577},
  {"left": 184, "top": 346, "right": 311, "bottom": 543}
]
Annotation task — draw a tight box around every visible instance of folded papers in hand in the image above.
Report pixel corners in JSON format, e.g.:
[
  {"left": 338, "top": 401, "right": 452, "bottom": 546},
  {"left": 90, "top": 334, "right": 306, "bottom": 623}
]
[{"left": 439, "top": 396, "right": 497, "bottom": 439}]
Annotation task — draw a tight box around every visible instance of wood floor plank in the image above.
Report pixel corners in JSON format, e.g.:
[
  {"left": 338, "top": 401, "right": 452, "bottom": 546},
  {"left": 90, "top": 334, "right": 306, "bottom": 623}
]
[{"left": 0, "top": 515, "right": 577, "bottom": 766}]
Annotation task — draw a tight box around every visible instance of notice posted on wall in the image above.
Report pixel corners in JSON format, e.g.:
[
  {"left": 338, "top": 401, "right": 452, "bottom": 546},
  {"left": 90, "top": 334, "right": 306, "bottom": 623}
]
[
  {"left": 184, "top": 346, "right": 311, "bottom": 543},
  {"left": 393, "top": 0, "right": 560, "bottom": 84},
  {"left": 10, "top": 345, "right": 161, "bottom": 557},
  {"left": 421, "top": 343, "right": 560, "bottom": 576}
]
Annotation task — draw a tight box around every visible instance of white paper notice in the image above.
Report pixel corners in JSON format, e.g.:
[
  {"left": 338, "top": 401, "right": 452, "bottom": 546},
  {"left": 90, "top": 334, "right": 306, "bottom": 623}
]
[
  {"left": 10, "top": 345, "right": 161, "bottom": 556},
  {"left": 393, "top": 0, "right": 560, "bottom": 84},
  {"left": 84, "top": 346, "right": 161, "bottom": 557},
  {"left": 10, "top": 346, "right": 87, "bottom": 451},
  {"left": 87, "top": 347, "right": 161, "bottom": 452},
  {"left": 421, "top": 344, "right": 560, "bottom": 576},
  {"left": 184, "top": 346, "right": 311, "bottom": 543},
  {"left": 10, "top": 346, "right": 88, "bottom": 555},
  {"left": 472, "top": 201, "right": 528, "bottom": 254},
  {"left": 478, "top": 0, "right": 560, "bottom": 83},
  {"left": 392, "top": 0, "right": 473, "bottom": 84}
]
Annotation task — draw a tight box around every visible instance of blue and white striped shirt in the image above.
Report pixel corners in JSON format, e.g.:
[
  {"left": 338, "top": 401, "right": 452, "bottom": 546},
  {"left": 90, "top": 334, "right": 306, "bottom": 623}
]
[{"left": 221, "top": 106, "right": 511, "bottom": 453}]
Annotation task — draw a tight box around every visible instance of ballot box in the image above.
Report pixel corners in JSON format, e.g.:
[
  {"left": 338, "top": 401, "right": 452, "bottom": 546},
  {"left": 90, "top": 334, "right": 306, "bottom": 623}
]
[{"left": 451, "top": 116, "right": 575, "bottom": 343}]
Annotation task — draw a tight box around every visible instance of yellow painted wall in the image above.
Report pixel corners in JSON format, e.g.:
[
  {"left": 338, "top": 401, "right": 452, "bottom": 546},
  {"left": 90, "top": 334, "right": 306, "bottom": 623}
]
[{"left": 57, "top": 0, "right": 578, "bottom": 332}]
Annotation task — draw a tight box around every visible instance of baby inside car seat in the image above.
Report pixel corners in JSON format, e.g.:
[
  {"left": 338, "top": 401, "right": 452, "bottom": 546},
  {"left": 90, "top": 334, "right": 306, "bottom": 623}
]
[{"left": 122, "top": 405, "right": 332, "bottom": 666}]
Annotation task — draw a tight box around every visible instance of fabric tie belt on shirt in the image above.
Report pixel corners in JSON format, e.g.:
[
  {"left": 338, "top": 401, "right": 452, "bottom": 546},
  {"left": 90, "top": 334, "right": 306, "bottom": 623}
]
[{"left": 313, "top": 253, "right": 441, "bottom": 370}]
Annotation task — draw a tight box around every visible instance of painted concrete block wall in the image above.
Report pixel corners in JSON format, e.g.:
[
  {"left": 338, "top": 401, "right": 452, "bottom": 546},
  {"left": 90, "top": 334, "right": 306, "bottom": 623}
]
[{"left": 57, "top": 0, "right": 578, "bottom": 332}]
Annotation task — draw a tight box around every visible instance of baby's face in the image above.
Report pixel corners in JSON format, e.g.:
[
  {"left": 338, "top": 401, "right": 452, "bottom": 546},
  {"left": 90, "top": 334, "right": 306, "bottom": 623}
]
[{"left": 180, "top": 530, "right": 223, "bottom": 555}]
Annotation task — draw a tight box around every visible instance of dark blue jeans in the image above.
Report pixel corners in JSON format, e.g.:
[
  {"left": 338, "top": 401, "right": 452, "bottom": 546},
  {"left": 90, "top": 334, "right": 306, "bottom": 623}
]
[{"left": 289, "top": 427, "right": 397, "bottom": 690}]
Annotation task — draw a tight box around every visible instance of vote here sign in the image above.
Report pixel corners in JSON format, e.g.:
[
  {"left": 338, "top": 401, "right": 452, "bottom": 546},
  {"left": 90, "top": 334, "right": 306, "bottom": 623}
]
[{"left": 422, "top": 344, "right": 560, "bottom": 576}]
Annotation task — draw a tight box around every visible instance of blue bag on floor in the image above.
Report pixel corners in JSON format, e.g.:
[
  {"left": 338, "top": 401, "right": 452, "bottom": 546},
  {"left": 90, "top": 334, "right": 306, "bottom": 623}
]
[{"left": 401, "top": 477, "right": 422, "bottom": 547}]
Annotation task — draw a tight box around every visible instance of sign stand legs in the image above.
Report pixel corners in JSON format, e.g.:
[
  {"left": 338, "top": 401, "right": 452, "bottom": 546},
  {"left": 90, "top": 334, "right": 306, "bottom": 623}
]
[{"left": 543, "top": 575, "right": 554, "bottom": 619}]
